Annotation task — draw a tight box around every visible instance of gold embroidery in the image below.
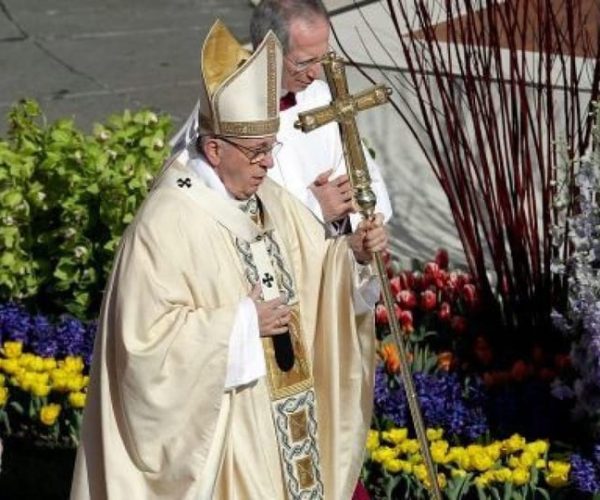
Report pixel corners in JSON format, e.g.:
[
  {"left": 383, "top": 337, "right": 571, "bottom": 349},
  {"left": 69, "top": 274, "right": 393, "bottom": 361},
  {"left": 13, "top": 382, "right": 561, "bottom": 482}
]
[
  {"left": 289, "top": 409, "right": 309, "bottom": 442},
  {"left": 296, "top": 457, "right": 315, "bottom": 489},
  {"left": 199, "top": 114, "right": 280, "bottom": 137},
  {"left": 220, "top": 118, "right": 280, "bottom": 136},
  {"left": 267, "top": 38, "right": 277, "bottom": 118},
  {"left": 262, "top": 307, "right": 314, "bottom": 400}
]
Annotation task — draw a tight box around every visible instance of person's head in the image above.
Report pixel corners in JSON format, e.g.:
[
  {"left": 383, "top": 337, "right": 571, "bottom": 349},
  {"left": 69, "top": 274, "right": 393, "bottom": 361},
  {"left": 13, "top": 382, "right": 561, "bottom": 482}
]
[
  {"left": 196, "top": 20, "right": 283, "bottom": 199},
  {"left": 250, "top": 0, "right": 330, "bottom": 93},
  {"left": 199, "top": 135, "right": 281, "bottom": 199}
]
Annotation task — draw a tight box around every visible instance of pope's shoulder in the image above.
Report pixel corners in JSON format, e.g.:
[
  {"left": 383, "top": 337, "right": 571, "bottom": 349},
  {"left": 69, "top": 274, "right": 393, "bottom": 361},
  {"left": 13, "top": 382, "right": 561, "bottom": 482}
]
[{"left": 122, "top": 180, "right": 214, "bottom": 247}]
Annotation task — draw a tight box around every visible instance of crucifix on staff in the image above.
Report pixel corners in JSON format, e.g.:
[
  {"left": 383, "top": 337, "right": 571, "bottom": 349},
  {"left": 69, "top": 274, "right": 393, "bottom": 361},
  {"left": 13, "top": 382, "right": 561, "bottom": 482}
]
[{"left": 295, "top": 51, "right": 443, "bottom": 500}]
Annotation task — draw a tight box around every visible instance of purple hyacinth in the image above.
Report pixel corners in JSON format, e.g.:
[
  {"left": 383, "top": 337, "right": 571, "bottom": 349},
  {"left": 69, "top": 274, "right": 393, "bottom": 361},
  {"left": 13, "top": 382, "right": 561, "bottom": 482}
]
[
  {"left": 82, "top": 320, "right": 98, "bottom": 368},
  {"left": 30, "top": 314, "right": 58, "bottom": 358},
  {"left": 55, "top": 316, "right": 86, "bottom": 357},
  {"left": 570, "top": 453, "right": 600, "bottom": 493},
  {"left": 374, "top": 367, "right": 488, "bottom": 440},
  {"left": 0, "top": 302, "right": 32, "bottom": 344},
  {"left": 374, "top": 365, "right": 408, "bottom": 426}
]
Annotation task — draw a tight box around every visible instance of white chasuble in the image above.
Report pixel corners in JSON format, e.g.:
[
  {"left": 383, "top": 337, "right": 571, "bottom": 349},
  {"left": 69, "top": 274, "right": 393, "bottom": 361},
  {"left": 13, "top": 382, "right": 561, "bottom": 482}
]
[{"left": 70, "top": 153, "right": 376, "bottom": 500}]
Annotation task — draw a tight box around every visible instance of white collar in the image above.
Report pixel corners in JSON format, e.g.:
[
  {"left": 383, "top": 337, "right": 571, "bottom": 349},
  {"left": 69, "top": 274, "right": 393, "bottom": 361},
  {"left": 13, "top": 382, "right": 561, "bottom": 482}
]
[{"left": 187, "top": 148, "right": 233, "bottom": 200}]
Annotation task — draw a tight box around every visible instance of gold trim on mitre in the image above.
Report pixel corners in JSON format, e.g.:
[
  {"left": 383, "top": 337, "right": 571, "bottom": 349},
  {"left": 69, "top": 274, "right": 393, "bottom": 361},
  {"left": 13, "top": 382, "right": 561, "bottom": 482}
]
[{"left": 199, "top": 20, "right": 282, "bottom": 138}]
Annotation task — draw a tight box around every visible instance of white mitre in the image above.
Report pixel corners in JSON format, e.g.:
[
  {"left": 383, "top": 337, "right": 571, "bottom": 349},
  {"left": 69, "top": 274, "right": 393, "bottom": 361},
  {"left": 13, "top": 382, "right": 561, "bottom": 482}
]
[{"left": 198, "top": 20, "right": 282, "bottom": 138}]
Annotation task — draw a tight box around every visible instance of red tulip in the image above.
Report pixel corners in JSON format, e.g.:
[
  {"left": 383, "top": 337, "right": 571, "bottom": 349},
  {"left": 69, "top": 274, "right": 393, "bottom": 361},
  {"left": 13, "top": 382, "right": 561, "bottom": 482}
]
[
  {"left": 462, "top": 284, "right": 478, "bottom": 308},
  {"left": 420, "top": 290, "right": 437, "bottom": 311},
  {"left": 438, "top": 302, "right": 451, "bottom": 322},
  {"left": 554, "top": 353, "right": 572, "bottom": 371},
  {"left": 412, "top": 271, "right": 424, "bottom": 291},
  {"left": 424, "top": 261, "right": 440, "bottom": 277},
  {"left": 397, "top": 289, "right": 417, "bottom": 309},
  {"left": 397, "top": 309, "right": 414, "bottom": 333},
  {"left": 435, "top": 249, "right": 449, "bottom": 270},
  {"left": 389, "top": 276, "right": 402, "bottom": 296},
  {"left": 434, "top": 273, "right": 446, "bottom": 290},
  {"left": 510, "top": 360, "right": 530, "bottom": 382},
  {"left": 537, "top": 367, "right": 557, "bottom": 382},
  {"left": 375, "top": 304, "right": 389, "bottom": 325}
]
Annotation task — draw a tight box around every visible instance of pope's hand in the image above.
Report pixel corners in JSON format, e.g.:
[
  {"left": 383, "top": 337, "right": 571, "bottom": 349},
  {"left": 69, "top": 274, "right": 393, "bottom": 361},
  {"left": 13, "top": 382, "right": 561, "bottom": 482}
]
[
  {"left": 309, "top": 169, "right": 355, "bottom": 223},
  {"left": 348, "top": 213, "right": 388, "bottom": 264},
  {"left": 249, "top": 285, "right": 291, "bottom": 337}
]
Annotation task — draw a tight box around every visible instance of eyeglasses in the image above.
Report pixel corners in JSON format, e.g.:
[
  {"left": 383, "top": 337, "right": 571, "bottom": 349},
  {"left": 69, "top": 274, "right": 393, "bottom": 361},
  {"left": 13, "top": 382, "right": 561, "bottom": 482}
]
[
  {"left": 285, "top": 50, "right": 330, "bottom": 73},
  {"left": 217, "top": 136, "right": 282, "bottom": 164}
]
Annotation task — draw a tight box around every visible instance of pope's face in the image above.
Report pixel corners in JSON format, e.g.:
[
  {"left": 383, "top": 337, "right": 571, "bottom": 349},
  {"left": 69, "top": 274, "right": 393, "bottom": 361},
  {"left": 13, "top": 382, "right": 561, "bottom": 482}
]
[
  {"left": 215, "top": 135, "right": 278, "bottom": 200},
  {"left": 282, "top": 16, "right": 330, "bottom": 93}
]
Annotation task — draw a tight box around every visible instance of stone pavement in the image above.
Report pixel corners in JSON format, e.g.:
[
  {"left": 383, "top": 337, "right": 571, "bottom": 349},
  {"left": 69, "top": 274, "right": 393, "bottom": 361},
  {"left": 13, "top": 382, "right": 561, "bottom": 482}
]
[{"left": 0, "top": 0, "right": 254, "bottom": 134}]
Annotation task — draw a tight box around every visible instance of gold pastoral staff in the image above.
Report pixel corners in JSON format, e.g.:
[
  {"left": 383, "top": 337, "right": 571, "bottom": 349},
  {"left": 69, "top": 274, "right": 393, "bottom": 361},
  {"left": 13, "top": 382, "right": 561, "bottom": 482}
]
[{"left": 294, "top": 51, "right": 443, "bottom": 500}]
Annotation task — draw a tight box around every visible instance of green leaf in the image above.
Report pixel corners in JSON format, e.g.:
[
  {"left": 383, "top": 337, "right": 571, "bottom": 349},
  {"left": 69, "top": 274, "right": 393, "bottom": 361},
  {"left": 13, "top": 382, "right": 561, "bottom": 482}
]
[
  {"left": 9, "top": 400, "right": 24, "bottom": 415},
  {"left": 0, "top": 252, "right": 16, "bottom": 266},
  {"left": 2, "top": 191, "right": 23, "bottom": 207}
]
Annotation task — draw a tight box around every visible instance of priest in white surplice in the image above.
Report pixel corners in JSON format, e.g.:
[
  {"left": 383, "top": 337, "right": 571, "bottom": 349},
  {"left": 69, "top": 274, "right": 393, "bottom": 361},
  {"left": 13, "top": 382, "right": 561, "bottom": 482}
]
[
  {"left": 70, "top": 20, "right": 387, "bottom": 500},
  {"left": 170, "top": 0, "right": 392, "bottom": 234}
]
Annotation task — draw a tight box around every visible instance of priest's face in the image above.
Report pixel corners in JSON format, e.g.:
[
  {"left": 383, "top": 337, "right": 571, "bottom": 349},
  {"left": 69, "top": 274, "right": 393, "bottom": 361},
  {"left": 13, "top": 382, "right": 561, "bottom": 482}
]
[
  {"left": 214, "top": 135, "right": 280, "bottom": 200},
  {"left": 282, "top": 16, "right": 330, "bottom": 93}
]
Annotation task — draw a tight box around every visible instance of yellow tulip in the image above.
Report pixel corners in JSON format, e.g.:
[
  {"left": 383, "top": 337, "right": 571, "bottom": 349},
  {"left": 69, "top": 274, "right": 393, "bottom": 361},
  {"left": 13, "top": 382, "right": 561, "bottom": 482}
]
[
  {"left": 492, "top": 467, "right": 512, "bottom": 482},
  {"left": 474, "top": 474, "right": 490, "bottom": 488},
  {"left": 503, "top": 434, "right": 526, "bottom": 453},
  {"left": 426, "top": 428, "right": 444, "bottom": 441},
  {"left": 2, "top": 358, "right": 20, "bottom": 374},
  {"left": 399, "top": 439, "right": 420, "bottom": 454},
  {"left": 3, "top": 341, "right": 22, "bottom": 359},
  {"left": 511, "top": 467, "right": 530, "bottom": 486},
  {"left": 371, "top": 446, "right": 397, "bottom": 463},
  {"left": 366, "top": 430, "right": 380, "bottom": 452},
  {"left": 527, "top": 440, "right": 549, "bottom": 456},
  {"left": 31, "top": 383, "right": 51, "bottom": 397},
  {"left": 43, "top": 358, "right": 57, "bottom": 371},
  {"left": 545, "top": 461, "right": 570, "bottom": 488},
  {"left": 413, "top": 464, "right": 428, "bottom": 482},
  {"left": 383, "top": 458, "right": 404, "bottom": 473},
  {"left": 431, "top": 440, "right": 449, "bottom": 464},
  {"left": 69, "top": 391, "right": 87, "bottom": 409},
  {"left": 519, "top": 451, "right": 536, "bottom": 468},
  {"left": 62, "top": 356, "right": 84, "bottom": 373},
  {"left": 66, "top": 374, "right": 86, "bottom": 392},
  {"left": 40, "top": 403, "right": 61, "bottom": 426},
  {"left": 471, "top": 452, "right": 494, "bottom": 472},
  {"left": 382, "top": 427, "right": 408, "bottom": 444}
]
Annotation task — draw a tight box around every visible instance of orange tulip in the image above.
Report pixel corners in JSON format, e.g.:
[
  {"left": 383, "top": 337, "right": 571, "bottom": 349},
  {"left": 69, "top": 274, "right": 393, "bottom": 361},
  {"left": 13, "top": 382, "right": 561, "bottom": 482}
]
[{"left": 437, "top": 351, "right": 454, "bottom": 371}]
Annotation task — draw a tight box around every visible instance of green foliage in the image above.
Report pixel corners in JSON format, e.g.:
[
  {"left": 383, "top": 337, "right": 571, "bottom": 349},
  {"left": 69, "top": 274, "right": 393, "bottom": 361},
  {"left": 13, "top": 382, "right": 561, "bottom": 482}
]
[{"left": 0, "top": 100, "right": 171, "bottom": 319}]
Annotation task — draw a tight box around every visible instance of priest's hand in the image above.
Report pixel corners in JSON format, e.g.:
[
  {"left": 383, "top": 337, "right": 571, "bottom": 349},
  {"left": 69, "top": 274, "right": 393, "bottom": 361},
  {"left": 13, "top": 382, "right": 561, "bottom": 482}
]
[
  {"left": 249, "top": 285, "right": 291, "bottom": 337},
  {"left": 309, "top": 169, "right": 355, "bottom": 223},
  {"left": 348, "top": 213, "right": 388, "bottom": 264}
]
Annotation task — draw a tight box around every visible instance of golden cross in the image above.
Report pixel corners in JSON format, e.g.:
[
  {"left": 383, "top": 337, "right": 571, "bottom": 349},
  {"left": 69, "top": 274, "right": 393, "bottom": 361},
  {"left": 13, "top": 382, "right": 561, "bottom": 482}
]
[
  {"left": 294, "top": 52, "right": 443, "bottom": 500},
  {"left": 294, "top": 52, "right": 391, "bottom": 217}
]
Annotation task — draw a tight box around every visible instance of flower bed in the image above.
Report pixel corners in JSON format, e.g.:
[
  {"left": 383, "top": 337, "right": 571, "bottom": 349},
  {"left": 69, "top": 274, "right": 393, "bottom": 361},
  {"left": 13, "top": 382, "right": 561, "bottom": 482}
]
[{"left": 363, "top": 250, "right": 591, "bottom": 499}]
